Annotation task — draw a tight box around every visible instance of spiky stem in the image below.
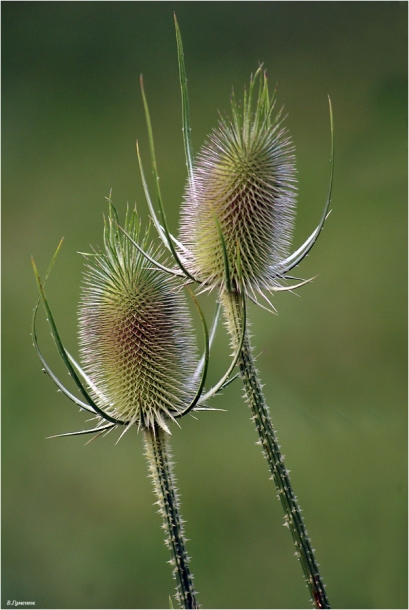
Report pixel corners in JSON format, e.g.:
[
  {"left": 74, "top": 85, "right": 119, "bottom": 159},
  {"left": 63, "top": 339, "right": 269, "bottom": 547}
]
[
  {"left": 144, "top": 424, "right": 199, "bottom": 609},
  {"left": 221, "top": 290, "right": 330, "bottom": 609}
]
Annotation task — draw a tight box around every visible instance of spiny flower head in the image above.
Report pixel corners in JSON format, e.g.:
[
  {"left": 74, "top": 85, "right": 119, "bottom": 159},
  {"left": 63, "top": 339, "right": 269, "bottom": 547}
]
[
  {"left": 78, "top": 206, "right": 198, "bottom": 433},
  {"left": 179, "top": 67, "right": 297, "bottom": 294}
]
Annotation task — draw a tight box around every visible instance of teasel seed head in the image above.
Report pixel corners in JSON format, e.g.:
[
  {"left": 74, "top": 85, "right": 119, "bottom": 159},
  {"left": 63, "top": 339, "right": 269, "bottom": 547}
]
[
  {"left": 78, "top": 205, "right": 198, "bottom": 433},
  {"left": 179, "top": 67, "right": 297, "bottom": 294}
]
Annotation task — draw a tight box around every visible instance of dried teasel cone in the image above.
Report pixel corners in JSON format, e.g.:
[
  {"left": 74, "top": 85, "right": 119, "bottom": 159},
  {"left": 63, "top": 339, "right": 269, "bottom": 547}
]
[
  {"left": 78, "top": 204, "right": 198, "bottom": 435},
  {"left": 179, "top": 67, "right": 297, "bottom": 295}
]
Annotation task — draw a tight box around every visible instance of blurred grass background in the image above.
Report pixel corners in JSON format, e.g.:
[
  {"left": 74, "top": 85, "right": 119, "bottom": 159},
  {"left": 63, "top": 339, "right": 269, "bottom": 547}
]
[{"left": 2, "top": 2, "right": 407, "bottom": 609}]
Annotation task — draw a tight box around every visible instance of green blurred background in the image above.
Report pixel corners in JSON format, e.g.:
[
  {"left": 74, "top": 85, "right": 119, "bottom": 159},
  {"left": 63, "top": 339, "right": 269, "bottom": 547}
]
[{"left": 2, "top": 2, "right": 407, "bottom": 609}]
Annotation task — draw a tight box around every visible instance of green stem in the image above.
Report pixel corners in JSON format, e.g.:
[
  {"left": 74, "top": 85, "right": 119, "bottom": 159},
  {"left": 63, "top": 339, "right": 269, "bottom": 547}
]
[
  {"left": 221, "top": 290, "right": 330, "bottom": 609},
  {"left": 144, "top": 424, "right": 199, "bottom": 609}
]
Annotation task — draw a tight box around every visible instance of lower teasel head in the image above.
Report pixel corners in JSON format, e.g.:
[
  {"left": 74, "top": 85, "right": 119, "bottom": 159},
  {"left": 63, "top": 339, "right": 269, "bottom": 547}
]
[
  {"left": 78, "top": 206, "right": 199, "bottom": 433},
  {"left": 33, "top": 201, "right": 246, "bottom": 441}
]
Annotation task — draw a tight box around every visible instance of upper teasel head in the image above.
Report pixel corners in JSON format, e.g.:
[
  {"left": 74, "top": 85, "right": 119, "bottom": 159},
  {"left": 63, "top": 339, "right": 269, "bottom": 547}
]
[
  {"left": 179, "top": 67, "right": 297, "bottom": 294},
  {"left": 78, "top": 205, "right": 198, "bottom": 433}
]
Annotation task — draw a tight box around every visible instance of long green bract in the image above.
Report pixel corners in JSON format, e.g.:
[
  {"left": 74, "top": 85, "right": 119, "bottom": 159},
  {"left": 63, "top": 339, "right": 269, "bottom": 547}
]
[
  {"left": 139, "top": 75, "right": 197, "bottom": 284},
  {"left": 174, "top": 14, "right": 194, "bottom": 183},
  {"left": 32, "top": 254, "right": 123, "bottom": 426},
  {"left": 32, "top": 305, "right": 95, "bottom": 413}
]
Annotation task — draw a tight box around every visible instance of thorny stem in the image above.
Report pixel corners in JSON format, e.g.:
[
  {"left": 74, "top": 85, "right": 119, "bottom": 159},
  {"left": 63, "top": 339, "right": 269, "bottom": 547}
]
[
  {"left": 221, "top": 290, "right": 330, "bottom": 609},
  {"left": 144, "top": 424, "right": 199, "bottom": 609}
]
